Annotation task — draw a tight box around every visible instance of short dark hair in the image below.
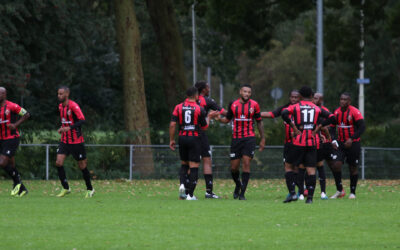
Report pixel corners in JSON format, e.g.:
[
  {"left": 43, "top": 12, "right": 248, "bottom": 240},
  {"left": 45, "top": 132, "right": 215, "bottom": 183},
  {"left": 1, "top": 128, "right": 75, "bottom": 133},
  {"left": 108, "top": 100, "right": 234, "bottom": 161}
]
[
  {"left": 58, "top": 86, "right": 70, "bottom": 92},
  {"left": 341, "top": 92, "right": 351, "bottom": 99},
  {"left": 186, "top": 86, "right": 198, "bottom": 97},
  {"left": 240, "top": 84, "right": 252, "bottom": 89},
  {"left": 299, "top": 86, "right": 313, "bottom": 98},
  {"left": 194, "top": 81, "right": 207, "bottom": 94}
]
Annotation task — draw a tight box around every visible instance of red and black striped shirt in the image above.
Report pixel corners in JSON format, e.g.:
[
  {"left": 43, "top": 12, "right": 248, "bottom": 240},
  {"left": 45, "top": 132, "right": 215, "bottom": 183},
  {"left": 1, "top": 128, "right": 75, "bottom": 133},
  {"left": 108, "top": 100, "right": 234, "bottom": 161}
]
[
  {"left": 226, "top": 99, "right": 261, "bottom": 139},
  {"left": 171, "top": 100, "right": 208, "bottom": 137},
  {"left": 333, "top": 105, "right": 363, "bottom": 142},
  {"left": 283, "top": 101, "right": 332, "bottom": 147},
  {"left": 268, "top": 103, "right": 294, "bottom": 144},
  {"left": 0, "top": 100, "right": 23, "bottom": 140},
  {"left": 59, "top": 100, "right": 85, "bottom": 144}
]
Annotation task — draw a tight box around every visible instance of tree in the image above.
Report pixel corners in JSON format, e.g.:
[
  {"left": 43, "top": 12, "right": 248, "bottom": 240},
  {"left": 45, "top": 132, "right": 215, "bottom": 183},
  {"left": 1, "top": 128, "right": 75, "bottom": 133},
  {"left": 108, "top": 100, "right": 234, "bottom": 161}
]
[
  {"left": 145, "top": 0, "right": 189, "bottom": 111},
  {"left": 114, "top": 0, "right": 154, "bottom": 175}
]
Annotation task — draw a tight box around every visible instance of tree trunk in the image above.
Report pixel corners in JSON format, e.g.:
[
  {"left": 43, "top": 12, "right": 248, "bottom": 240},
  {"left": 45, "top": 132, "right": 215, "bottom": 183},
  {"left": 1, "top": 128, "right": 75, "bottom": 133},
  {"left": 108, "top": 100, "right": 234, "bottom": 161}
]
[
  {"left": 114, "top": 0, "right": 154, "bottom": 176},
  {"left": 146, "top": 0, "right": 189, "bottom": 111}
]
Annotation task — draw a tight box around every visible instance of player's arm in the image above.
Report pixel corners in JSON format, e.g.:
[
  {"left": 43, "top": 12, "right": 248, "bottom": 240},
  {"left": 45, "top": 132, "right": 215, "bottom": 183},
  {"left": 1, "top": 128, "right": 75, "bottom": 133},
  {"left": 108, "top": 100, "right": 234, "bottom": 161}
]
[
  {"left": 344, "top": 118, "right": 365, "bottom": 148},
  {"left": 7, "top": 107, "right": 30, "bottom": 130},
  {"left": 261, "top": 104, "right": 286, "bottom": 119},
  {"left": 207, "top": 97, "right": 227, "bottom": 116},
  {"left": 58, "top": 104, "right": 86, "bottom": 133},
  {"left": 254, "top": 104, "right": 265, "bottom": 151},
  {"left": 199, "top": 107, "right": 209, "bottom": 130},
  {"left": 169, "top": 107, "right": 179, "bottom": 151},
  {"left": 281, "top": 108, "right": 300, "bottom": 136},
  {"left": 261, "top": 111, "right": 274, "bottom": 118},
  {"left": 217, "top": 101, "right": 233, "bottom": 124}
]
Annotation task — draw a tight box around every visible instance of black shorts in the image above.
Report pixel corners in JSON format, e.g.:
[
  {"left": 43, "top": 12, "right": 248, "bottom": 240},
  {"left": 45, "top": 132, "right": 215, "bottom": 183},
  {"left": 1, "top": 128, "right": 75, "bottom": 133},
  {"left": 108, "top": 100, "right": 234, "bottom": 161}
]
[
  {"left": 178, "top": 136, "right": 201, "bottom": 163},
  {"left": 199, "top": 131, "right": 211, "bottom": 158},
  {"left": 331, "top": 141, "right": 361, "bottom": 166},
  {"left": 283, "top": 143, "right": 293, "bottom": 163},
  {"left": 286, "top": 145, "right": 317, "bottom": 167},
  {"left": 0, "top": 138, "right": 20, "bottom": 157},
  {"left": 317, "top": 143, "right": 334, "bottom": 162},
  {"left": 230, "top": 137, "right": 256, "bottom": 160},
  {"left": 57, "top": 142, "right": 87, "bottom": 161}
]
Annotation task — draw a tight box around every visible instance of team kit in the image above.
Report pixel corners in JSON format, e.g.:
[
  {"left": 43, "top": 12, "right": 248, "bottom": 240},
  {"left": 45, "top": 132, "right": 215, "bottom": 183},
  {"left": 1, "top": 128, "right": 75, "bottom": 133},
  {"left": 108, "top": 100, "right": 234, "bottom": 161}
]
[
  {"left": 169, "top": 83, "right": 365, "bottom": 204},
  {"left": 1, "top": 83, "right": 365, "bottom": 204}
]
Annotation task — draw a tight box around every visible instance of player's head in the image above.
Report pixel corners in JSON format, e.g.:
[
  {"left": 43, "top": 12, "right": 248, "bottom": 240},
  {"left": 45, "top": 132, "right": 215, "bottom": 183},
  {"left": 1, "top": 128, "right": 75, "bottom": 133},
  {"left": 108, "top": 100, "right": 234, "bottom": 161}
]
[
  {"left": 289, "top": 90, "right": 300, "bottom": 104},
  {"left": 0, "top": 87, "right": 6, "bottom": 102},
  {"left": 58, "top": 86, "right": 70, "bottom": 103},
  {"left": 239, "top": 84, "right": 252, "bottom": 102},
  {"left": 186, "top": 86, "right": 199, "bottom": 100},
  {"left": 313, "top": 92, "right": 323, "bottom": 106},
  {"left": 299, "top": 86, "right": 313, "bottom": 100},
  {"left": 194, "top": 80, "right": 209, "bottom": 96},
  {"left": 340, "top": 92, "right": 351, "bottom": 108}
]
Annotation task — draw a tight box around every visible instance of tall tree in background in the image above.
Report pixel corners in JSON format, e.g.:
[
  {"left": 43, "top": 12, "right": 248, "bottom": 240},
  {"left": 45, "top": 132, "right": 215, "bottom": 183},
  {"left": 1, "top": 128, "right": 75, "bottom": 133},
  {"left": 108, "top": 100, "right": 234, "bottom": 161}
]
[
  {"left": 146, "top": 0, "right": 189, "bottom": 111},
  {"left": 114, "top": 0, "right": 154, "bottom": 175}
]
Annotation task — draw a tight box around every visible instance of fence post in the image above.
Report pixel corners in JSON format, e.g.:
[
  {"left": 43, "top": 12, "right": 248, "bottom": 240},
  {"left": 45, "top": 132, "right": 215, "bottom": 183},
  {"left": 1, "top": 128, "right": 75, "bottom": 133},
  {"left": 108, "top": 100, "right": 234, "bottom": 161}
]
[
  {"left": 129, "top": 145, "right": 133, "bottom": 181},
  {"left": 361, "top": 147, "right": 365, "bottom": 180},
  {"left": 46, "top": 144, "right": 49, "bottom": 181}
]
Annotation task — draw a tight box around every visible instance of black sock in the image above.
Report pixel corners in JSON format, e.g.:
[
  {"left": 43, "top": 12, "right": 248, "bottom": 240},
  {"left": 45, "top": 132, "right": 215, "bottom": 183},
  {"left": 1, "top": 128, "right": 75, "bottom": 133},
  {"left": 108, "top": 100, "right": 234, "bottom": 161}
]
[
  {"left": 4, "top": 165, "right": 21, "bottom": 185},
  {"left": 185, "top": 175, "right": 190, "bottom": 195},
  {"left": 350, "top": 174, "right": 358, "bottom": 195},
  {"left": 179, "top": 164, "right": 189, "bottom": 185},
  {"left": 296, "top": 168, "right": 305, "bottom": 195},
  {"left": 240, "top": 172, "right": 250, "bottom": 195},
  {"left": 81, "top": 168, "right": 93, "bottom": 190},
  {"left": 285, "top": 171, "right": 296, "bottom": 195},
  {"left": 57, "top": 166, "right": 69, "bottom": 190},
  {"left": 305, "top": 174, "right": 316, "bottom": 199},
  {"left": 317, "top": 167, "right": 326, "bottom": 193},
  {"left": 188, "top": 168, "right": 198, "bottom": 197},
  {"left": 231, "top": 170, "right": 241, "bottom": 188},
  {"left": 332, "top": 171, "right": 343, "bottom": 192},
  {"left": 204, "top": 174, "right": 213, "bottom": 193}
]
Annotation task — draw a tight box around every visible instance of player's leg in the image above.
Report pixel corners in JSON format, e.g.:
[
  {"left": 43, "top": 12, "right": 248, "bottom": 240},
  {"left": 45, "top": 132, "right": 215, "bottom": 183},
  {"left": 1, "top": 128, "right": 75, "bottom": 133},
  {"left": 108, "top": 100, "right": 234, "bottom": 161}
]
[
  {"left": 178, "top": 136, "right": 190, "bottom": 199},
  {"left": 186, "top": 138, "right": 201, "bottom": 200},
  {"left": 55, "top": 142, "right": 71, "bottom": 197},
  {"left": 316, "top": 145, "right": 327, "bottom": 199},
  {"left": 347, "top": 142, "right": 361, "bottom": 199},
  {"left": 296, "top": 164, "right": 306, "bottom": 199},
  {"left": 1, "top": 138, "right": 27, "bottom": 196},
  {"left": 304, "top": 147, "right": 317, "bottom": 204},
  {"left": 283, "top": 145, "right": 302, "bottom": 203},
  {"left": 72, "top": 144, "right": 94, "bottom": 198},
  {"left": 329, "top": 144, "right": 345, "bottom": 198},
  {"left": 238, "top": 137, "right": 256, "bottom": 200},
  {"left": 200, "top": 132, "right": 218, "bottom": 198},
  {"left": 230, "top": 138, "right": 242, "bottom": 199}
]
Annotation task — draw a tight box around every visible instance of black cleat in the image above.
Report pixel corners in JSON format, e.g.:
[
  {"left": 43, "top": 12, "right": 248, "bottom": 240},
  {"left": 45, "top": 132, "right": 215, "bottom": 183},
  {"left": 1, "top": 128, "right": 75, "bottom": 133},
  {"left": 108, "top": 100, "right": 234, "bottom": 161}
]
[
  {"left": 283, "top": 194, "right": 298, "bottom": 203},
  {"left": 233, "top": 186, "right": 240, "bottom": 199},
  {"left": 305, "top": 198, "right": 313, "bottom": 204},
  {"left": 239, "top": 194, "right": 246, "bottom": 200}
]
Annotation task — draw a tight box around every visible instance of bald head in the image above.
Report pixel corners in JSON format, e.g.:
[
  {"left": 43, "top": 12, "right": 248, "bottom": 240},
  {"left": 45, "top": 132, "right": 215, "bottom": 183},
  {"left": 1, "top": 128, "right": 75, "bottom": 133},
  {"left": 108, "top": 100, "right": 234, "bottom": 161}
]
[
  {"left": 313, "top": 92, "right": 323, "bottom": 106},
  {"left": 0, "top": 87, "right": 7, "bottom": 103}
]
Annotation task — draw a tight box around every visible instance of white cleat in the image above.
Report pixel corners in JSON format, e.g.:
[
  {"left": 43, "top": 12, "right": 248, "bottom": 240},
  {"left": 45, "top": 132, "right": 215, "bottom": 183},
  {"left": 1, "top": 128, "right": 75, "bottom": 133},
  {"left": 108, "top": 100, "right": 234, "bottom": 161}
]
[
  {"left": 186, "top": 195, "right": 198, "bottom": 201},
  {"left": 330, "top": 190, "right": 346, "bottom": 199},
  {"left": 298, "top": 194, "right": 305, "bottom": 201},
  {"left": 348, "top": 193, "right": 356, "bottom": 199},
  {"left": 321, "top": 192, "right": 329, "bottom": 200},
  {"left": 179, "top": 184, "right": 186, "bottom": 200}
]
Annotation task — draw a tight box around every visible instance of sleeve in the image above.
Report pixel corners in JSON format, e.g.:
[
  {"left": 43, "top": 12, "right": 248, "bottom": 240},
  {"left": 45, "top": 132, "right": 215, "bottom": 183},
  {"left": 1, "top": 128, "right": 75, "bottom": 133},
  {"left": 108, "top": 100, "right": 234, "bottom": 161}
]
[
  {"left": 225, "top": 101, "right": 234, "bottom": 121},
  {"left": 171, "top": 105, "right": 179, "bottom": 122},
  {"left": 351, "top": 119, "right": 365, "bottom": 140},
  {"left": 10, "top": 103, "right": 22, "bottom": 114},
  {"left": 281, "top": 105, "right": 294, "bottom": 124},
  {"left": 206, "top": 97, "right": 223, "bottom": 112},
  {"left": 71, "top": 103, "right": 85, "bottom": 120},
  {"left": 353, "top": 109, "right": 364, "bottom": 122},
  {"left": 199, "top": 107, "right": 208, "bottom": 130},
  {"left": 254, "top": 103, "right": 261, "bottom": 121},
  {"left": 271, "top": 104, "right": 288, "bottom": 118}
]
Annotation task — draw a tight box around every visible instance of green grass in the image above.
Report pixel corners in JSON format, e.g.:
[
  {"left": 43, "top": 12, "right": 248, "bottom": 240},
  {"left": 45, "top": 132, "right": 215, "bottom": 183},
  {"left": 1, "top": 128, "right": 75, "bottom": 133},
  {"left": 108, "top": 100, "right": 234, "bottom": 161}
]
[{"left": 1, "top": 179, "right": 399, "bottom": 249}]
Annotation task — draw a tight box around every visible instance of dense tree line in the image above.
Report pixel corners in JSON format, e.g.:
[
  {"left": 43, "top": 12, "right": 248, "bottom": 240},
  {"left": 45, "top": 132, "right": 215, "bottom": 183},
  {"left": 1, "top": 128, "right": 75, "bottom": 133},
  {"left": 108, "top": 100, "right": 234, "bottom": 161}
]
[{"left": 1, "top": 0, "right": 399, "bottom": 146}]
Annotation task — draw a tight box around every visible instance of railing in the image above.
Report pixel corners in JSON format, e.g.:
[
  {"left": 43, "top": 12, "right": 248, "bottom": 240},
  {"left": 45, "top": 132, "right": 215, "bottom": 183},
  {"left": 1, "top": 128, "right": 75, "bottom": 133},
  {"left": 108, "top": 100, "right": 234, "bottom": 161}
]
[{"left": 14, "top": 144, "right": 400, "bottom": 180}]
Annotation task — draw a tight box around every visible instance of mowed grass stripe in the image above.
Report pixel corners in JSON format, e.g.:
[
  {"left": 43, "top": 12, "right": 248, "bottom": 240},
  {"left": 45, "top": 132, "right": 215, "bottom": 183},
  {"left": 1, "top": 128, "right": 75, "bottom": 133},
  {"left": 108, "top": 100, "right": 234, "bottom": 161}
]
[{"left": 0, "top": 179, "right": 399, "bottom": 249}]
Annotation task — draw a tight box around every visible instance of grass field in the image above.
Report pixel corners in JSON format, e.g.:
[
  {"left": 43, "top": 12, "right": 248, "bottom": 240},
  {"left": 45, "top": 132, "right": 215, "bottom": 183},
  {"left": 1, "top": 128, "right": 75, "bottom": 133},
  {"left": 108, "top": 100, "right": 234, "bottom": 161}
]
[{"left": 1, "top": 179, "right": 399, "bottom": 249}]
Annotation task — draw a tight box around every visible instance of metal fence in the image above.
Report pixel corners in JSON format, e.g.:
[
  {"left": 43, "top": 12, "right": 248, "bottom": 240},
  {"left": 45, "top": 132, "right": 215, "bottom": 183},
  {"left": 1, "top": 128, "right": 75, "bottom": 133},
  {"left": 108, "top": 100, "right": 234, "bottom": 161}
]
[{"left": 11, "top": 144, "right": 400, "bottom": 180}]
